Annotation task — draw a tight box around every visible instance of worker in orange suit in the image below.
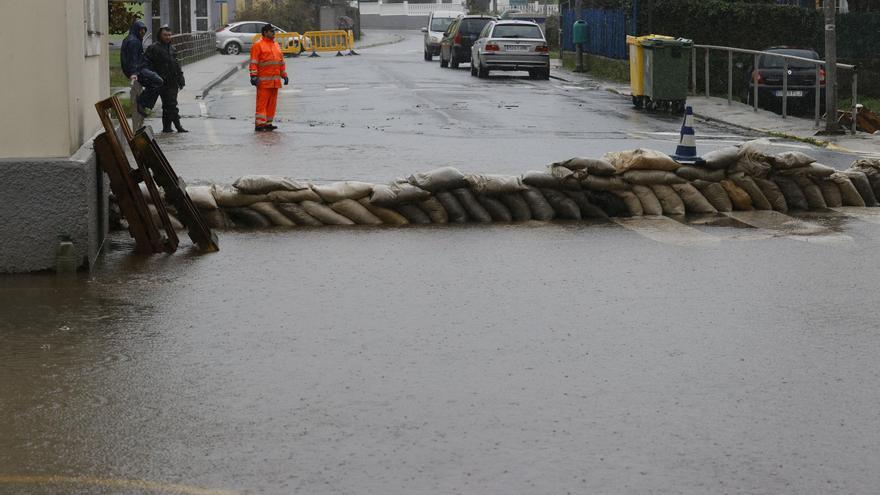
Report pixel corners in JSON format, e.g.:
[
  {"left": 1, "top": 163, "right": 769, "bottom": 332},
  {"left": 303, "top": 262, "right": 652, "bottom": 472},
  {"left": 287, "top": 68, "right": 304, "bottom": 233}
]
[{"left": 249, "top": 24, "right": 288, "bottom": 132}]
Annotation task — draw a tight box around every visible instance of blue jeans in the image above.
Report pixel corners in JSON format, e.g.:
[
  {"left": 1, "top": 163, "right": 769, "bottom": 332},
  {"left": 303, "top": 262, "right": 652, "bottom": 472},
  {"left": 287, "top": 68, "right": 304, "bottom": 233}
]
[{"left": 136, "top": 69, "right": 164, "bottom": 109}]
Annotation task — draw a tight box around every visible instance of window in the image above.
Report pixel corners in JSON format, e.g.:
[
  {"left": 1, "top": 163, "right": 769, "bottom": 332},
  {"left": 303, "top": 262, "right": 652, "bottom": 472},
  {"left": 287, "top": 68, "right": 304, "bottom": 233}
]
[
  {"left": 195, "top": 0, "right": 209, "bottom": 31},
  {"left": 84, "top": 0, "right": 101, "bottom": 56},
  {"left": 461, "top": 18, "right": 491, "bottom": 35},
  {"left": 430, "top": 17, "right": 455, "bottom": 32},
  {"left": 490, "top": 24, "right": 543, "bottom": 39}
]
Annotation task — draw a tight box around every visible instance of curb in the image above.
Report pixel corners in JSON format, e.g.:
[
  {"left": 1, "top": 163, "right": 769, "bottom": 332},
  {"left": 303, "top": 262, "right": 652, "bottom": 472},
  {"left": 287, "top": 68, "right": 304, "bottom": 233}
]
[
  {"left": 198, "top": 59, "right": 249, "bottom": 99},
  {"left": 355, "top": 33, "right": 406, "bottom": 50}
]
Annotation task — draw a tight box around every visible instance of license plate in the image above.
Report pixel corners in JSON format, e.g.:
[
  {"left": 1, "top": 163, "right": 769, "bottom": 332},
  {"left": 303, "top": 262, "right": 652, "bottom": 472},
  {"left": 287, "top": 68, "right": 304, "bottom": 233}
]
[
  {"left": 505, "top": 44, "right": 529, "bottom": 51},
  {"left": 774, "top": 90, "right": 804, "bottom": 97}
]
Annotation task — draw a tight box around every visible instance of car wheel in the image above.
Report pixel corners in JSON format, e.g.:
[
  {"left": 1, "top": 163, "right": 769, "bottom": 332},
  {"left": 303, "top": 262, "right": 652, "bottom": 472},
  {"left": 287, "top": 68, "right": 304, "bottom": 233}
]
[
  {"left": 424, "top": 48, "right": 432, "bottom": 61},
  {"left": 540, "top": 68, "right": 550, "bottom": 80},
  {"left": 478, "top": 63, "right": 489, "bottom": 78},
  {"left": 470, "top": 64, "right": 477, "bottom": 77},
  {"left": 450, "top": 52, "right": 459, "bottom": 69},
  {"left": 225, "top": 42, "right": 241, "bottom": 55},
  {"left": 440, "top": 53, "right": 448, "bottom": 68}
]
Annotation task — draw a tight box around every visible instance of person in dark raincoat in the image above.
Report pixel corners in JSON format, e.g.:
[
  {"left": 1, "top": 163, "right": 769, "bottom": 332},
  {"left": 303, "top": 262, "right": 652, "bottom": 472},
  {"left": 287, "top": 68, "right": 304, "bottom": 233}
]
[
  {"left": 120, "top": 19, "right": 149, "bottom": 130},
  {"left": 143, "top": 26, "right": 187, "bottom": 133}
]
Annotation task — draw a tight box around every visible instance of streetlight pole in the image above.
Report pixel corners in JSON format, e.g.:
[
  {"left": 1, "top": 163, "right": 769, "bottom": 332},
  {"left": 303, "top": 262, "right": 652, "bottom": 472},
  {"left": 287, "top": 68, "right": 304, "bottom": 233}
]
[
  {"left": 574, "top": 0, "right": 583, "bottom": 72},
  {"left": 823, "top": 0, "right": 841, "bottom": 133}
]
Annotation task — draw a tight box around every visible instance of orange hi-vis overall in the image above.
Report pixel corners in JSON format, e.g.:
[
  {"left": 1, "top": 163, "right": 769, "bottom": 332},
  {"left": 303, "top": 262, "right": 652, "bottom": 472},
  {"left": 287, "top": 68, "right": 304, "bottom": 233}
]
[{"left": 249, "top": 37, "right": 287, "bottom": 127}]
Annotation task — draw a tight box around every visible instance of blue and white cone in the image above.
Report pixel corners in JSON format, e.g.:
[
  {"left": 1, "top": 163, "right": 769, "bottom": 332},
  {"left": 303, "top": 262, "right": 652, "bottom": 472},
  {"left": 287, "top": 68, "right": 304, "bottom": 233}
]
[{"left": 671, "top": 106, "right": 701, "bottom": 163}]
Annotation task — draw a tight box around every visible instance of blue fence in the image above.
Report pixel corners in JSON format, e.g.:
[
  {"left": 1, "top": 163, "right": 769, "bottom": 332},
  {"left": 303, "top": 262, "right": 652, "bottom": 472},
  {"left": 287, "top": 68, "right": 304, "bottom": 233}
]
[{"left": 562, "top": 8, "right": 628, "bottom": 60}]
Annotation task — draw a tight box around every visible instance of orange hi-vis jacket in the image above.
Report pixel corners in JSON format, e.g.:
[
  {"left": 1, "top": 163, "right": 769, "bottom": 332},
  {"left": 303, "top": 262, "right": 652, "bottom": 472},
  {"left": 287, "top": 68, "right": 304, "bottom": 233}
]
[{"left": 249, "top": 37, "right": 287, "bottom": 88}]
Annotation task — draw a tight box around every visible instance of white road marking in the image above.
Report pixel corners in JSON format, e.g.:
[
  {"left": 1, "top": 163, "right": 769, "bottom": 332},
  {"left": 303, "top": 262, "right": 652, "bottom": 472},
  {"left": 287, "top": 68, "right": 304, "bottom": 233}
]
[
  {"left": 613, "top": 216, "right": 720, "bottom": 246},
  {"left": 199, "top": 101, "right": 208, "bottom": 117},
  {"left": 325, "top": 87, "right": 350, "bottom": 92}
]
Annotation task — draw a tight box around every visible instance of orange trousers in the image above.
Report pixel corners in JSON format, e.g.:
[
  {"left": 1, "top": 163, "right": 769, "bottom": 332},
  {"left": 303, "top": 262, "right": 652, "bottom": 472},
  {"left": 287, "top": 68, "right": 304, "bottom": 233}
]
[{"left": 255, "top": 87, "right": 279, "bottom": 127}]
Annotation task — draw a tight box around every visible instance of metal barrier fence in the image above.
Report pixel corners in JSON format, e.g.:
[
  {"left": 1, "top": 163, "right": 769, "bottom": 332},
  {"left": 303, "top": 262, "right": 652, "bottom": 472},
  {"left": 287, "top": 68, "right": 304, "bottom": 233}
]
[
  {"left": 693, "top": 44, "right": 858, "bottom": 134},
  {"left": 561, "top": 8, "right": 627, "bottom": 60},
  {"left": 252, "top": 30, "right": 355, "bottom": 57},
  {"left": 171, "top": 31, "right": 217, "bottom": 66}
]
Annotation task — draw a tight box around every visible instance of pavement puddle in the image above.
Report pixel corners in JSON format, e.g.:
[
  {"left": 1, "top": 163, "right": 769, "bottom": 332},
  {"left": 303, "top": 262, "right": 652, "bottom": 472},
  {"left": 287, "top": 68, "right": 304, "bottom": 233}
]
[
  {"left": 613, "top": 216, "right": 721, "bottom": 246},
  {"left": 723, "top": 210, "right": 854, "bottom": 245},
  {"left": 830, "top": 207, "right": 880, "bottom": 225}
]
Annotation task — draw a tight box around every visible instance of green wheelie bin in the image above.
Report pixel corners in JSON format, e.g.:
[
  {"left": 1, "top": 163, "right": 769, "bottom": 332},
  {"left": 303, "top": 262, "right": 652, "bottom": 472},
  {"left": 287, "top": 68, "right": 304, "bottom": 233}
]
[{"left": 640, "top": 36, "right": 693, "bottom": 114}]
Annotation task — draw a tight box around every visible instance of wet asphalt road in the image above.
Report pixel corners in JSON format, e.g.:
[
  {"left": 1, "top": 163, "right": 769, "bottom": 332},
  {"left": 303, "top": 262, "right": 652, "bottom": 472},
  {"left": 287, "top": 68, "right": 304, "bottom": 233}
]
[{"left": 3, "top": 32, "right": 880, "bottom": 495}]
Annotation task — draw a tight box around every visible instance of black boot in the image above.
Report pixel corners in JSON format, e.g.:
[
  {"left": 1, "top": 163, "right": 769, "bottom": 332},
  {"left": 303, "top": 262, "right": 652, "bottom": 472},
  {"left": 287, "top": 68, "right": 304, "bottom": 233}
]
[
  {"left": 173, "top": 117, "right": 188, "bottom": 133},
  {"left": 161, "top": 115, "right": 174, "bottom": 133}
]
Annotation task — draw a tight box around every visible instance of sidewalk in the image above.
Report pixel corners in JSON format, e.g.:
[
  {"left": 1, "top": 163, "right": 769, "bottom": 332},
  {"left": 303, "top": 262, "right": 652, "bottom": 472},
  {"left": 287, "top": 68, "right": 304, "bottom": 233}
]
[{"left": 550, "top": 63, "right": 880, "bottom": 158}]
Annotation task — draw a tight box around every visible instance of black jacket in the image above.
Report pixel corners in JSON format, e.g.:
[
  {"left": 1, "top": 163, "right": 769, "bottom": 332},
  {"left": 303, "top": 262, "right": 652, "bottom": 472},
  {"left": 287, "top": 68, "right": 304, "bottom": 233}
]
[
  {"left": 145, "top": 42, "right": 185, "bottom": 88},
  {"left": 121, "top": 20, "right": 146, "bottom": 78}
]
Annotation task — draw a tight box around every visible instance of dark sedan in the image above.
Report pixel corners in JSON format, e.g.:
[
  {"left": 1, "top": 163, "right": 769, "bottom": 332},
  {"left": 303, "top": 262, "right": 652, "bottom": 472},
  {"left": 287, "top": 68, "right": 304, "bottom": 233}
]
[
  {"left": 439, "top": 15, "right": 497, "bottom": 68},
  {"left": 747, "top": 47, "right": 826, "bottom": 114}
]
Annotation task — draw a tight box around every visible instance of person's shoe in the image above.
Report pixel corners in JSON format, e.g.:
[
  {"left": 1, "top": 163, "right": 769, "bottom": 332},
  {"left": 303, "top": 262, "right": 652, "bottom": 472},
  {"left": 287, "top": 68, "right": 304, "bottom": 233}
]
[
  {"left": 255, "top": 125, "right": 269, "bottom": 132},
  {"left": 265, "top": 124, "right": 278, "bottom": 130},
  {"left": 173, "top": 118, "right": 188, "bottom": 133}
]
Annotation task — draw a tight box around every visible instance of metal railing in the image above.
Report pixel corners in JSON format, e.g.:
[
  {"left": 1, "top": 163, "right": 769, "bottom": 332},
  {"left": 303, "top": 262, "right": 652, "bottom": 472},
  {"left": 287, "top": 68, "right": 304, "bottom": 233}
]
[
  {"left": 171, "top": 31, "right": 217, "bottom": 66},
  {"left": 692, "top": 44, "right": 858, "bottom": 134}
]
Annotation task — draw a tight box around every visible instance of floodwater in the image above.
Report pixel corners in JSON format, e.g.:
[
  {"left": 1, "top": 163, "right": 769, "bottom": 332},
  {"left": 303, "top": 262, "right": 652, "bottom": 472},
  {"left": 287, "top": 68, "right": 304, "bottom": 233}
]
[{"left": 3, "top": 219, "right": 880, "bottom": 494}]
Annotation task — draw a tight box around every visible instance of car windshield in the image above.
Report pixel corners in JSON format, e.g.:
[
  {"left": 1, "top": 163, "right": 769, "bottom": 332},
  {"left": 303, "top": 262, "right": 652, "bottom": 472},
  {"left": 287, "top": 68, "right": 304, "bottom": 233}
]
[
  {"left": 431, "top": 17, "right": 455, "bottom": 32},
  {"left": 492, "top": 24, "right": 543, "bottom": 39},
  {"left": 461, "top": 18, "right": 492, "bottom": 34},
  {"left": 759, "top": 50, "right": 819, "bottom": 69}
]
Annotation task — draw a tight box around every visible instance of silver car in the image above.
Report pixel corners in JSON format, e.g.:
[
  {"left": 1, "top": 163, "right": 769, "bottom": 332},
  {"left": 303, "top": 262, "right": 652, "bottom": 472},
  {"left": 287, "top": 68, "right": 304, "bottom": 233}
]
[
  {"left": 216, "top": 21, "right": 284, "bottom": 55},
  {"left": 471, "top": 20, "right": 550, "bottom": 79}
]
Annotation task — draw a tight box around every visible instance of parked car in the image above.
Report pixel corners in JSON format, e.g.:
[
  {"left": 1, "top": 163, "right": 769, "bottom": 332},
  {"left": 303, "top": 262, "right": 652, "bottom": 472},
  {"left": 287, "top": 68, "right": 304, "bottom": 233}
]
[
  {"left": 439, "top": 15, "right": 496, "bottom": 68},
  {"left": 423, "top": 10, "right": 461, "bottom": 61},
  {"left": 747, "top": 47, "right": 825, "bottom": 113},
  {"left": 471, "top": 20, "right": 550, "bottom": 79},
  {"left": 216, "top": 21, "right": 284, "bottom": 55}
]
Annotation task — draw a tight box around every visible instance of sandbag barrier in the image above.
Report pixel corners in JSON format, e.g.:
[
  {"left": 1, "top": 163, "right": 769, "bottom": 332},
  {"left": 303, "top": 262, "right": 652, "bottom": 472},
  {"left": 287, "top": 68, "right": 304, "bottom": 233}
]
[{"left": 127, "top": 140, "right": 880, "bottom": 231}]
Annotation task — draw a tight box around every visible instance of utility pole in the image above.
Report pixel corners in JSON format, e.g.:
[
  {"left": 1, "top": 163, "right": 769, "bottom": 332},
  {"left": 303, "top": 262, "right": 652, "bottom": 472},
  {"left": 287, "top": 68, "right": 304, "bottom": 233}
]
[
  {"left": 574, "top": 0, "right": 583, "bottom": 72},
  {"left": 823, "top": 0, "right": 842, "bottom": 133}
]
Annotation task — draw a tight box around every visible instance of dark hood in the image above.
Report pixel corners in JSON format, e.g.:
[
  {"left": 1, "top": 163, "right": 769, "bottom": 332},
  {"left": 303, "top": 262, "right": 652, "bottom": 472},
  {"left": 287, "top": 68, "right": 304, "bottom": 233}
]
[{"left": 129, "top": 19, "right": 147, "bottom": 39}]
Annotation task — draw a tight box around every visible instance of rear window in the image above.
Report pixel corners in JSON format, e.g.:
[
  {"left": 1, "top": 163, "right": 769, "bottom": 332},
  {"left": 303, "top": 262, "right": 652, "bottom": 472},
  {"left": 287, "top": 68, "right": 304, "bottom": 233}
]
[
  {"left": 431, "top": 17, "right": 455, "bottom": 32},
  {"left": 491, "top": 24, "right": 543, "bottom": 39},
  {"left": 460, "top": 18, "right": 492, "bottom": 34},
  {"left": 759, "top": 50, "right": 819, "bottom": 69}
]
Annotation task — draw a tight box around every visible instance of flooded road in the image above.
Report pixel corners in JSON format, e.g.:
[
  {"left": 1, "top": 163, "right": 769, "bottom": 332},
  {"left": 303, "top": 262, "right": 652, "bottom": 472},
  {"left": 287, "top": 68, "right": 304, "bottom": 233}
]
[{"left": 3, "top": 218, "right": 880, "bottom": 494}]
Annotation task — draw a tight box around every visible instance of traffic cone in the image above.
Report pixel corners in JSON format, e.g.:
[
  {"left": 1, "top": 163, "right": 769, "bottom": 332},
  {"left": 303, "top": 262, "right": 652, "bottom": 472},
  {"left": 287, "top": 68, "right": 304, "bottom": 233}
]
[{"left": 671, "top": 105, "right": 701, "bottom": 163}]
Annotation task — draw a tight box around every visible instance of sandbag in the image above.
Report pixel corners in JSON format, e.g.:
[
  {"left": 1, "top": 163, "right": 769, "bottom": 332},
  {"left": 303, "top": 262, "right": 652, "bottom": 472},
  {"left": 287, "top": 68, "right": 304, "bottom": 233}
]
[
  {"left": 331, "top": 199, "right": 384, "bottom": 225},
  {"left": 540, "top": 188, "right": 582, "bottom": 220},
  {"left": 548, "top": 166, "right": 582, "bottom": 189},
  {"left": 850, "top": 159, "right": 880, "bottom": 197},
  {"left": 582, "top": 175, "right": 629, "bottom": 191},
  {"left": 250, "top": 202, "right": 296, "bottom": 227},
  {"left": 730, "top": 139, "right": 773, "bottom": 178},
  {"left": 674, "top": 166, "right": 726, "bottom": 182},
  {"left": 831, "top": 173, "right": 867, "bottom": 207},
  {"left": 266, "top": 188, "right": 322, "bottom": 203},
  {"left": 212, "top": 185, "right": 268, "bottom": 207},
  {"left": 369, "top": 181, "right": 431, "bottom": 207},
  {"left": 225, "top": 207, "right": 272, "bottom": 228},
  {"left": 522, "top": 171, "right": 563, "bottom": 189},
  {"left": 612, "top": 190, "right": 644, "bottom": 216},
  {"left": 774, "top": 162, "right": 836, "bottom": 178},
  {"left": 201, "top": 209, "right": 229, "bottom": 229},
  {"left": 500, "top": 193, "right": 532, "bottom": 222},
  {"left": 631, "top": 185, "right": 663, "bottom": 216},
  {"left": 772, "top": 176, "right": 809, "bottom": 210},
  {"left": 277, "top": 202, "right": 324, "bottom": 226},
  {"left": 357, "top": 198, "right": 409, "bottom": 225},
  {"left": 671, "top": 183, "right": 717, "bottom": 214},
  {"left": 730, "top": 173, "right": 772, "bottom": 210},
  {"left": 559, "top": 157, "right": 616, "bottom": 176},
  {"left": 701, "top": 146, "right": 740, "bottom": 170},
  {"left": 692, "top": 180, "right": 733, "bottom": 212},
  {"left": 719, "top": 179, "right": 754, "bottom": 210},
  {"left": 752, "top": 177, "right": 788, "bottom": 212},
  {"left": 147, "top": 204, "right": 184, "bottom": 231},
  {"left": 477, "top": 195, "right": 513, "bottom": 222},
  {"left": 816, "top": 179, "right": 843, "bottom": 208},
  {"left": 452, "top": 188, "right": 492, "bottom": 223},
  {"left": 841, "top": 170, "right": 879, "bottom": 206},
  {"left": 791, "top": 176, "right": 827, "bottom": 210},
  {"left": 312, "top": 181, "right": 374, "bottom": 203},
  {"left": 772, "top": 151, "right": 815, "bottom": 170},
  {"left": 602, "top": 148, "right": 680, "bottom": 173},
  {"left": 233, "top": 176, "right": 310, "bottom": 194},
  {"left": 563, "top": 190, "right": 609, "bottom": 219},
  {"left": 650, "top": 185, "right": 685, "bottom": 215},
  {"left": 418, "top": 197, "right": 450, "bottom": 224},
  {"left": 435, "top": 190, "right": 469, "bottom": 223},
  {"left": 521, "top": 187, "right": 556, "bottom": 221},
  {"left": 585, "top": 190, "right": 631, "bottom": 217},
  {"left": 300, "top": 200, "right": 356, "bottom": 225},
  {"left": 395, "top": 204, "right": 433, "bottom": 224},
  {"left": 465, "top": 174, "right": 528, "bottom": 195},
  {"left": 408, "top": 167, "right": 467, "bottom": 192},
  {"left": 186, "top": 185, "right": 218, "bottom": 210},
  {"left": 622, "top": 170, "right": 686, "bottom": 186}
]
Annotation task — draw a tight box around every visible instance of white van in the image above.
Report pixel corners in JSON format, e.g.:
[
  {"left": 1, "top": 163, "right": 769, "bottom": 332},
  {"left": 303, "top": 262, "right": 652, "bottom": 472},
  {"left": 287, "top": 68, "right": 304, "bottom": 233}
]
[{"left": 422, "top": 10, "right": 462, "bottom": 61}]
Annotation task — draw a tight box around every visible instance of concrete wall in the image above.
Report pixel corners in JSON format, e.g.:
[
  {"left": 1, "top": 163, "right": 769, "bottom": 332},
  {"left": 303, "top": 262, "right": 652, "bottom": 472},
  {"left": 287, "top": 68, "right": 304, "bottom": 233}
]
[
  {"left": 361, "top": 14, "right": 429, "bottom": 30},
  {"left": 0, "top": 0, "right": 110, "bottom": 272}
]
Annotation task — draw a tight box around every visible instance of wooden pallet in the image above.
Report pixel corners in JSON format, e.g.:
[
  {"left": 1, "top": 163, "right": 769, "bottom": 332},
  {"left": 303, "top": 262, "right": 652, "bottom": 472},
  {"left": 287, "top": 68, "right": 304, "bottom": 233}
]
[{"left": 94, "top": 95, "right": 217, "bottom": 254}]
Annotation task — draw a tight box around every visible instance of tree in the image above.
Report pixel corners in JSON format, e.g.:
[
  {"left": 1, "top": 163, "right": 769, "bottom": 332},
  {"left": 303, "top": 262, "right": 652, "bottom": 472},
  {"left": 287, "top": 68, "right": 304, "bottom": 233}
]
[
  {"left": 235, "top": 0, "right": 318, "bottom": 33},
  {"left": 109, "top": 1, "right": 141, "bottom": 35}
]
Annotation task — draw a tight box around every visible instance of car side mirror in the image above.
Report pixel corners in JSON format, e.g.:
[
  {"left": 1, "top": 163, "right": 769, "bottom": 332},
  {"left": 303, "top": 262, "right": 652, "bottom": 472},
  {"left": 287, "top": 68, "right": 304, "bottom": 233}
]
[{"left": 421, "top": 27, "right": 428, "bottom": 33}]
